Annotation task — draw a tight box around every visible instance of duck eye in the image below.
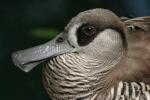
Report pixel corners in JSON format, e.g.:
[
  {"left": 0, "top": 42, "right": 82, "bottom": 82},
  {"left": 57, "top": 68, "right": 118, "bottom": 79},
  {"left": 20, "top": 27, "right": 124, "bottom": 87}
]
[
  {"left": 81, "top": 25, "right": 97, "bottom": 36},
  {"left": 77, "top": 24, "right": 99, "bottom": 46}
]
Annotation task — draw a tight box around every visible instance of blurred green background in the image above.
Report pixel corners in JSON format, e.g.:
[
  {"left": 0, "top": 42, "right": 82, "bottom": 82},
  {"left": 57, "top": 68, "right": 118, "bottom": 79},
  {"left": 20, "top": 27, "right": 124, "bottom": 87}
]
[{"left": 1, "top": 0, "right": 150, "bottom": 100}]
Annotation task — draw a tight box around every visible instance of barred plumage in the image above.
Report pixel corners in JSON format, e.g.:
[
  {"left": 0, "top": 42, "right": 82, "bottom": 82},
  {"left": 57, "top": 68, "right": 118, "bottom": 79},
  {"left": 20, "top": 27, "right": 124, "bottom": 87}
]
[
  {"left": 109, "top": 82, "right": 150, "bottom": 100},
  {"left": 42, "top": 54, "right": 112, "bottom": 100},
  {"left": 43, "top": 54, "right": 150, "bottom": 100}
]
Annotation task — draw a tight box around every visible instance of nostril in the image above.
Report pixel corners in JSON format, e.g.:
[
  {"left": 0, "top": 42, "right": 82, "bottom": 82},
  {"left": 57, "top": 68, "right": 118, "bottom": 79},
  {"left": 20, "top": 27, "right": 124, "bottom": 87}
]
[{"left": 56, "top": 37, "right": 64, "bottom": 43}]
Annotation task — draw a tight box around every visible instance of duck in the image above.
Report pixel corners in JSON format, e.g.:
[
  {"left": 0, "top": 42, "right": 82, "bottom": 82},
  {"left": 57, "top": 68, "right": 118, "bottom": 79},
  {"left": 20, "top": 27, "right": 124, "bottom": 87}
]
[{"left": 12, "top": 8, "right": 150, "bottom": 100}]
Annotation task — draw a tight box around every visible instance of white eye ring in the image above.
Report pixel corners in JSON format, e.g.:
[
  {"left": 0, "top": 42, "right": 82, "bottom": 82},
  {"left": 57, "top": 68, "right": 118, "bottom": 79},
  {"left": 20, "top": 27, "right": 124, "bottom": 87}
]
[{"left": 68, "top": 23, "right": 81, "bottom": 48}]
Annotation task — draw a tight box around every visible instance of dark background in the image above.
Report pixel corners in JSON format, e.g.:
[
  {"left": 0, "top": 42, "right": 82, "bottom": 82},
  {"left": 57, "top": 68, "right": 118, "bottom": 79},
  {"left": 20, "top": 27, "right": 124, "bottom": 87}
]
[{"left": 1, "top": 0, "right": 150, "bottom": 100}]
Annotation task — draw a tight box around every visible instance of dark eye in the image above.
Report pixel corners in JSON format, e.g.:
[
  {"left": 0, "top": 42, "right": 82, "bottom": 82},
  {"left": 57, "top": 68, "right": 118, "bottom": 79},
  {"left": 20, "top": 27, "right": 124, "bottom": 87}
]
[
  {"left": 81, "top": 25, "right": 97, "bottom": 36},
  {"left": 77, "top": 24, "right": 99, "bottom": 46}
]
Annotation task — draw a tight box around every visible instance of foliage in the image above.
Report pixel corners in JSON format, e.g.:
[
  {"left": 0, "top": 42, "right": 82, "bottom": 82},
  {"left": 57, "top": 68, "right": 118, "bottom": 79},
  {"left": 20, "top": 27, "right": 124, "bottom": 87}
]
[{"left": 31, "top": 28, "right": 58, "bottom": 39}]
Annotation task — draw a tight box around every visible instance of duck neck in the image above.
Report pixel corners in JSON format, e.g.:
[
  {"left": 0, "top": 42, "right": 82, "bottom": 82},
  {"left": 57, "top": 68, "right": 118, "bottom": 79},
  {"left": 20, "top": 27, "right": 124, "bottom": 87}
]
[{"left": 42, "top": 49, "right": 126, "bottom": 99}]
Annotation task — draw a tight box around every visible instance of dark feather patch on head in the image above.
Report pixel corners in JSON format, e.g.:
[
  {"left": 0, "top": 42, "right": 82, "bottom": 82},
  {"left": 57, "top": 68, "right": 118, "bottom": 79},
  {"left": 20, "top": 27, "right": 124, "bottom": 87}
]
[
  {"left": 76, "top": 23, "right": 104, "bottom": 46},
  {"left": 66, "top": 9, "right": 127, "bottom": 48},
  {"left": 76, "top": 23, "right": 127, "bottom": 48}
]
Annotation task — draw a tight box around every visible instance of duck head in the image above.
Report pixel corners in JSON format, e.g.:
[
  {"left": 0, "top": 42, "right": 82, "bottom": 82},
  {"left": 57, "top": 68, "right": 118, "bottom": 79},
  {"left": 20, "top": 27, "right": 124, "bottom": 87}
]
[{"left": 12, "top": 8, "right": 127, "bottom": 73}]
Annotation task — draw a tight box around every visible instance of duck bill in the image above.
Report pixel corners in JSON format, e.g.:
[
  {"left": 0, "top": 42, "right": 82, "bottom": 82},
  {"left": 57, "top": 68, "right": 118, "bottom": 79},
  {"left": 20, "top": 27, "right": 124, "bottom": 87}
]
[{"left": 12, "top": 33, "right": 74, "bottom": 72}]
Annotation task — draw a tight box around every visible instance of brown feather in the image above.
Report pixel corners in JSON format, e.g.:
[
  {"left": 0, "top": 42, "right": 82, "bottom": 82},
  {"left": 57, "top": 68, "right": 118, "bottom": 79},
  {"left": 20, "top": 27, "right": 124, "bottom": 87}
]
[{"left": 117, "top": 17, "right": 150, "bottom": 84}]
